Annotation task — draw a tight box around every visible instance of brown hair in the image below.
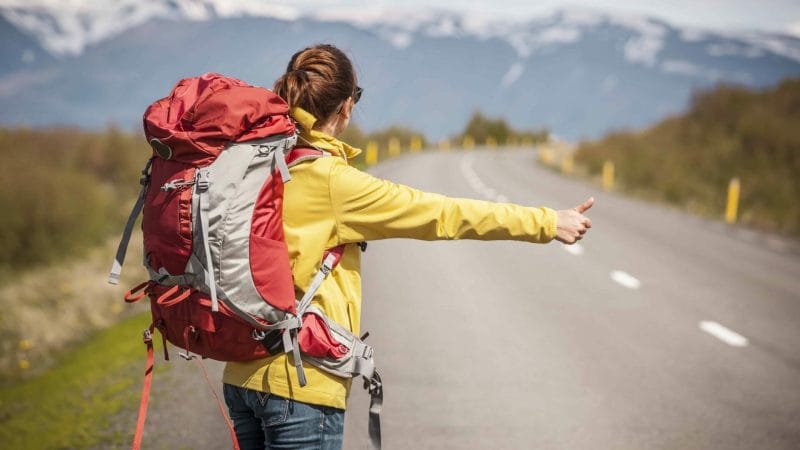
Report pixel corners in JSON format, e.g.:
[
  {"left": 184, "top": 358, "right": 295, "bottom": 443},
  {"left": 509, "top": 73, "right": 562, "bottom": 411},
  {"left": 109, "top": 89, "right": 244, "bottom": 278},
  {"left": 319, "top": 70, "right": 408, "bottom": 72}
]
[{"left": 274, "top": 44, "right": 357, "bottom": 127}]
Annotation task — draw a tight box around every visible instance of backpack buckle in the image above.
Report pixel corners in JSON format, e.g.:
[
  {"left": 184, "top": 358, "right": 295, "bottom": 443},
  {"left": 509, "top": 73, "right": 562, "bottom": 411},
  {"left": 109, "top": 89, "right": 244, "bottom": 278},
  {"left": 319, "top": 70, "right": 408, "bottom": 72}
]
[
  {"left": 361, "top": 345, "right": 373, "bottom": 359},
  {"left": 196, "top": 169, "right": 211, "bottom": 191},
  {"left": 364, "top": 371, "right": 382, "bottom": 397},
  {"left": 320, "top": 263, "right": 332, "bottom": 276},
  {"left": 252, "top": 329, "right": 267, "bottom": 341},
  {"left": 256, "top": 143, "right": 279, "bottom": 156},
  {"left": 142, "top": 329, "right": 153, "bottom": 344}
]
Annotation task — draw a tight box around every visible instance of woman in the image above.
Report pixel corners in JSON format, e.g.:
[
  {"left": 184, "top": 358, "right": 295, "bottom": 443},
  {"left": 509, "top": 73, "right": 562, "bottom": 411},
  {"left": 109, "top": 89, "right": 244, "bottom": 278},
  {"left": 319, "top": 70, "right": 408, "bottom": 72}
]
[{"left": 222, "top": 44, "right": 593, "bottom": 450}]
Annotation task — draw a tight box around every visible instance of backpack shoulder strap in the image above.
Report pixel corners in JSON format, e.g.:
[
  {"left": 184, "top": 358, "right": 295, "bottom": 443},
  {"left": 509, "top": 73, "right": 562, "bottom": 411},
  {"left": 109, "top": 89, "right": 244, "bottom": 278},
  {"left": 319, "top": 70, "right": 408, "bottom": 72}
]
[{"left": 286, "top": 146, "right": 327, "bottom": 168}]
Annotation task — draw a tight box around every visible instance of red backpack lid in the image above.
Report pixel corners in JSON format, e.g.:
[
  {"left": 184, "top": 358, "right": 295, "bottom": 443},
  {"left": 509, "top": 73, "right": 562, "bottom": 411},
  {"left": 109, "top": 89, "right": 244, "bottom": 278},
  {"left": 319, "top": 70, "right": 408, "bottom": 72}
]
[{"left": 143, "top": 73, "right": 296, "bottom": 165}]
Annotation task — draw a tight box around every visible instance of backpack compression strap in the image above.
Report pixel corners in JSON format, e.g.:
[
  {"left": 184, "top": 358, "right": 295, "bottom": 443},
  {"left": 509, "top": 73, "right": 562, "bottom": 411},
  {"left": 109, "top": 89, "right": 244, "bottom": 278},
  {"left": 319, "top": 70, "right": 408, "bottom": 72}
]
[
  {"left": 195, "top": 167, "right": 220, "bottom": 312},
  {"left": 108, "top": 159, "right": 152, "bottom": 285},
  {"left": 282, "top": 245, "right": 344, "bottom": 387}
]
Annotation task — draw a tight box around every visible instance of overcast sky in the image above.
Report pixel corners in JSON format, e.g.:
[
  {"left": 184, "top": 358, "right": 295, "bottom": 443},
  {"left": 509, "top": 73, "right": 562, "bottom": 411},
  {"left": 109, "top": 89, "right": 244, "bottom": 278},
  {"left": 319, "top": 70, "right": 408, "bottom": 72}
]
[{"left": 271, "top": 0, "right": 800, "bottom": 36}]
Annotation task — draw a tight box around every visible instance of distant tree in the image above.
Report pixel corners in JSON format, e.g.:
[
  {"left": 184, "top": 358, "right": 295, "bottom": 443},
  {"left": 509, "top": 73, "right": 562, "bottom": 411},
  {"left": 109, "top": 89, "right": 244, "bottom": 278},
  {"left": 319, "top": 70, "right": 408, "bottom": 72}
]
[
  {"left": 462, "top": 112, "right": 513, "bottom": 143},
  {"left": 456, "top": 111, "right": 548, "bottom": 145}
]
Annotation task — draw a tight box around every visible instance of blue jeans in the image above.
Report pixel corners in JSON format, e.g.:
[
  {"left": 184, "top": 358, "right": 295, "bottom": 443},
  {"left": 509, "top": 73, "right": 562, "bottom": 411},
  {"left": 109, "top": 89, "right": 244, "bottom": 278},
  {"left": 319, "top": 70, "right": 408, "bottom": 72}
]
[{"left": 223, "top": 384, "right": 345, "bottom": 450}]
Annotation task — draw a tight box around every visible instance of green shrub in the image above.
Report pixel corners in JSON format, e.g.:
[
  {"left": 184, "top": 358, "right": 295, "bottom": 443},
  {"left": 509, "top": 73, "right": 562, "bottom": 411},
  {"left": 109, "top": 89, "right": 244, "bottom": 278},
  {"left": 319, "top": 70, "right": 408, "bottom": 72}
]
[
  {"left": 0, "top": 127, "right": 150, "bottom": 277},
  {"left": 574, "top": 79, "right": 800, "bottom": 236}
]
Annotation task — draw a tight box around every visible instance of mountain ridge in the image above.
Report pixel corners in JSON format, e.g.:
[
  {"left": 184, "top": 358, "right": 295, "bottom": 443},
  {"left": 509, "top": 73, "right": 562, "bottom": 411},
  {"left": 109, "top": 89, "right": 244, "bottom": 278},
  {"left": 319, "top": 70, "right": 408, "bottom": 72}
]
[
  {"left": 3, "top": 1, "right": 800, "bottom": 62},
  {"left": 1, "top": 2, "right": 799, "bottom": 139}
]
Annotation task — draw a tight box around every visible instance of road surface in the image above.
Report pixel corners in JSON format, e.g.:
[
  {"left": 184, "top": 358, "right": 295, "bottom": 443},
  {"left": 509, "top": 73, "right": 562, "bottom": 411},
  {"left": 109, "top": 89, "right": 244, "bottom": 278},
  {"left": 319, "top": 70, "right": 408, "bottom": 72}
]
[
  {"left": 343, "top": 148, "right": 800, "bottom": 449},
  {"left": 137, "top": 148, "right": 800, "bottom": 450}
]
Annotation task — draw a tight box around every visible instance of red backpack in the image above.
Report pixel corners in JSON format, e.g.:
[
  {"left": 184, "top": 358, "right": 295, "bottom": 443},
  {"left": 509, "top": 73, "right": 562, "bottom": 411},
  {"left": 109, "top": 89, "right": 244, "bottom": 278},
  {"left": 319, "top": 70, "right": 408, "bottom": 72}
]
[{"left": 109, "top": 73, "right": 382, "bottom": 450}]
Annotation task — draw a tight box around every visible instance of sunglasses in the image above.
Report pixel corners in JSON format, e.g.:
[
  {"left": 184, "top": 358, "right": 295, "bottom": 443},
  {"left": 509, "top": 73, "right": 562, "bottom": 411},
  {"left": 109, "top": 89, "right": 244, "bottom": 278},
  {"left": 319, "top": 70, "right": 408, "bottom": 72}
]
[
  {"left": 353, "top": 86, "right": 363, "bottom": 104},
  {"left": 338, "top": 86, "right": 363, "bottom": 114}
]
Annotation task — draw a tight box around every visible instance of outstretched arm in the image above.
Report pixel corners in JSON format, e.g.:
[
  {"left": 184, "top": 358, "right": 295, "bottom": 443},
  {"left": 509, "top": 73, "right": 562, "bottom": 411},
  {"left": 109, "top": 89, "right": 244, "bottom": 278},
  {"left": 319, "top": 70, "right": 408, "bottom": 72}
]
[{"left": 329, "top": 160, "right": 564, "bottom": 244}]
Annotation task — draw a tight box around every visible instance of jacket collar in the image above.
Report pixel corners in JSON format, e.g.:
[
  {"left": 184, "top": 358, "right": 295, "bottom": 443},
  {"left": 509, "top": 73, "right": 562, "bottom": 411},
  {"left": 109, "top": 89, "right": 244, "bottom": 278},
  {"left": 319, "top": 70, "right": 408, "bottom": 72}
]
[{"left": 290, "top": 107, "right": 362, "bottom": 161}]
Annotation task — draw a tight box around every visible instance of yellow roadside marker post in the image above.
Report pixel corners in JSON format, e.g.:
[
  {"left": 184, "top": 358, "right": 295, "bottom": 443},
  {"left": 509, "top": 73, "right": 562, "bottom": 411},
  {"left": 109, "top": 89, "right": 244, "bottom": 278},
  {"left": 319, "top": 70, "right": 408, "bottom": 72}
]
[
  {"left": 561, "top": 154, "right": 574, "bottom": 175},
  {"left": 507, "top": 135, "right": 518, "bottom": 147},
  {"left": 365, "top": 141, "right": 378, "bottom": 166},
  {"left": 725, "top": 177, "right": 740, "bottom": 224},
  {"left": 463, "top": 135, "right": 475, "bottom": 150},
  {"left": 538, "top": 146, "right": 554, "bottom": 166},
  {"left": 410, "top": 136, "right": 422, "bottom": 153},
  {"left": 602, "top": 160, "right": 615, "bottom": 191},
  {"left": 18, "top": 339, "right": 32, "bottom": 371},
  {"left": 388, "top": 137, "right": 401, "bottom": 157}
]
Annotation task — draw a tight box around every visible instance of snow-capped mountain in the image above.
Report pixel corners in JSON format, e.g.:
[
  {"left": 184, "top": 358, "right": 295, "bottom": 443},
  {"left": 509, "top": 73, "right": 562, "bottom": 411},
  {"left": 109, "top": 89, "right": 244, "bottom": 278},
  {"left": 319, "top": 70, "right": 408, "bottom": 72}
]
[
  {"left": 5, "top": 1, "right": 800, "bottom": 63},
  {"left": 0, "top": 0, "right": 300, "bottom": 56},
  {"left": 1, "top": 1, "right": 799, "bottom": 139}
]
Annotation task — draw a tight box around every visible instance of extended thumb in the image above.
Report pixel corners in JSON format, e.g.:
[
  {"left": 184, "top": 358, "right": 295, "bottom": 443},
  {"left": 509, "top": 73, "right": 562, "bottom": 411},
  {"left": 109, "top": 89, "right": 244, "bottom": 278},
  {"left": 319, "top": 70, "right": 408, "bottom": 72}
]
[{"left": 575, "top": 197, "right": 594, "bottom": 213}]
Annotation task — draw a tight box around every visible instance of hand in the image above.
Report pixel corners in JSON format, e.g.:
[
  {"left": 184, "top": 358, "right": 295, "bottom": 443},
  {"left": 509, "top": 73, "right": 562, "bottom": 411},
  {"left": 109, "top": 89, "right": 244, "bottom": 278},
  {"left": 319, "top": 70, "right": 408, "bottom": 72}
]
[{"left": 556, "top": 197, "right": 594, "bottom": 244}]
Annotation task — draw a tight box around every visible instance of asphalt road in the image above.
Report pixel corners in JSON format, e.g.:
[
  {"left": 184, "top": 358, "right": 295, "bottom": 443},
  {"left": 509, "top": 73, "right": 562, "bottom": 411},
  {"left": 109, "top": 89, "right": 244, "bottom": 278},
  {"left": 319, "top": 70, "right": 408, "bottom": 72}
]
[
  {"left": 342, "top": 148, "right": 800, "bottom": 449},
  {"left": 136, "top": 148, "right": 800, "bottom": 450}
]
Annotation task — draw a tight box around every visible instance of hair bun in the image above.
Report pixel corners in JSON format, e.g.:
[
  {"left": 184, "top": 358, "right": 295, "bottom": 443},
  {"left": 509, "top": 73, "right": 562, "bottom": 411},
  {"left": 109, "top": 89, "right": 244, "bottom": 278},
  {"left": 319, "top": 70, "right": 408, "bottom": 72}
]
[{"left": 273, "top": 44, "right": 357, "bottom": 122}]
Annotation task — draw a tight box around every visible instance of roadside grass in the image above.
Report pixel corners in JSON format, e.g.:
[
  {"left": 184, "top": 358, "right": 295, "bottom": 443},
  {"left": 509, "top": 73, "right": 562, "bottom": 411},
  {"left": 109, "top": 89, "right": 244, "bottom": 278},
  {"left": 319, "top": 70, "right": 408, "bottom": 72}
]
[
  {"left": 0, "top": 232, "right": 148, "bottom": 379},
  {"left": 0, "top": 311, "right": 167, "bottom": 449}
]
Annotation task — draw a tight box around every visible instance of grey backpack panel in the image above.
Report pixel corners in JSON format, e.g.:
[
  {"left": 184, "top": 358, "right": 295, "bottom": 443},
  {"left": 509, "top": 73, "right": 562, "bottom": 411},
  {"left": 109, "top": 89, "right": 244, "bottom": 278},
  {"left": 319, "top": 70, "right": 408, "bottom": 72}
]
[{"left": 187, "top": 135, "right": 296, "bottom": 325}]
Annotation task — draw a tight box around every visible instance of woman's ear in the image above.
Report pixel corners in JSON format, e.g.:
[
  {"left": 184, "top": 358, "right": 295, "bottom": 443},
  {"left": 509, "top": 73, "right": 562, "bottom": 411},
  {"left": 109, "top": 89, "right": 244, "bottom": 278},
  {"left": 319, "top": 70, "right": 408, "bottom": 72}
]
[{"left": 340, "top": 97, "right": 354, "bottom": 120}]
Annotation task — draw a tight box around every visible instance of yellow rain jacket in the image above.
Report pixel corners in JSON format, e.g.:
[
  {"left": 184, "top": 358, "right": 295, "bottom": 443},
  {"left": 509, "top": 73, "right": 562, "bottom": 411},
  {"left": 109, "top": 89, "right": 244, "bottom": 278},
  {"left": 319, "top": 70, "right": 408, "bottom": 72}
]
[{"left": 222, "top": 107, "right": 558, "bottom": 409}]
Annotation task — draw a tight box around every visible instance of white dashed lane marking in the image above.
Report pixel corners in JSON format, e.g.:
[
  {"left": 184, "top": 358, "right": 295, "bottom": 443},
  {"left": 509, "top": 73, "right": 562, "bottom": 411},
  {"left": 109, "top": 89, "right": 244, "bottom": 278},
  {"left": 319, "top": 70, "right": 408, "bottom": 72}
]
[
  {"left": 458, "top": 153, "right": 755, "bottom": 352},
  {"left": 460, "top": 155, "right": 507, "bottom": 203},
  {"left": 611, "top": 270, "right": 641, "bottom": 289},
  {"left": 699, "top": 321, "right": 749, "bottom": 347}
]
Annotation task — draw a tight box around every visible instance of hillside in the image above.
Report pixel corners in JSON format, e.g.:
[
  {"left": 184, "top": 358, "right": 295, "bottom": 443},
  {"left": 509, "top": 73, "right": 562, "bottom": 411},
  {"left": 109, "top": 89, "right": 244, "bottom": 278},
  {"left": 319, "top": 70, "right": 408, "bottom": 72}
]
[{"left": 574, "top": 79, "right": 800, "bottom": 236}]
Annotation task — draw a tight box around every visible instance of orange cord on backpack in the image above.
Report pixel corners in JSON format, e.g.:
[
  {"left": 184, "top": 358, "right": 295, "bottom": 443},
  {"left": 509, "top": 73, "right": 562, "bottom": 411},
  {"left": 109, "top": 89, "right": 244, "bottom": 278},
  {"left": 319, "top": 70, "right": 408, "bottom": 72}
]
[
  {"left": 131, "top": 327, "right": 240, "bottom": 450},
  {"left": 194, "top": 357, "right": 240, "bottom": 450},
  {"left": 131, "top": 326, "right": 155, "bottom": 450}
]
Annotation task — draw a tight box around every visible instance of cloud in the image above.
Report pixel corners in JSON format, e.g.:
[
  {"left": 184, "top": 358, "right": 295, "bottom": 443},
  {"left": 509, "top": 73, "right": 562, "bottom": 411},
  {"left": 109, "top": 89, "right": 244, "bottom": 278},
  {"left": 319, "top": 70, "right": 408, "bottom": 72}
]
[
  {"left": 788, "top": 21, "right": 800, "bottom": 38},
  {"left": 500, "top": 62, "right": 524, "bottom": 87}
]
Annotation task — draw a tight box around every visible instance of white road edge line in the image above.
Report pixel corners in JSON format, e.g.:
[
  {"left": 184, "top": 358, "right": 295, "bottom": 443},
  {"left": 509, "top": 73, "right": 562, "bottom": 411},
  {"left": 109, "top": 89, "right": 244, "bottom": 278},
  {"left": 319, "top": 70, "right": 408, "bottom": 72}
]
[
  {"left": 562, "top": 243, "right": 584, "bottom": 255},
  {"left": 610, "top": 270, "right": 641, "bottom": 289},
  {"left": 699, "top": 321, "right": 749, "bottom": 347}
]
